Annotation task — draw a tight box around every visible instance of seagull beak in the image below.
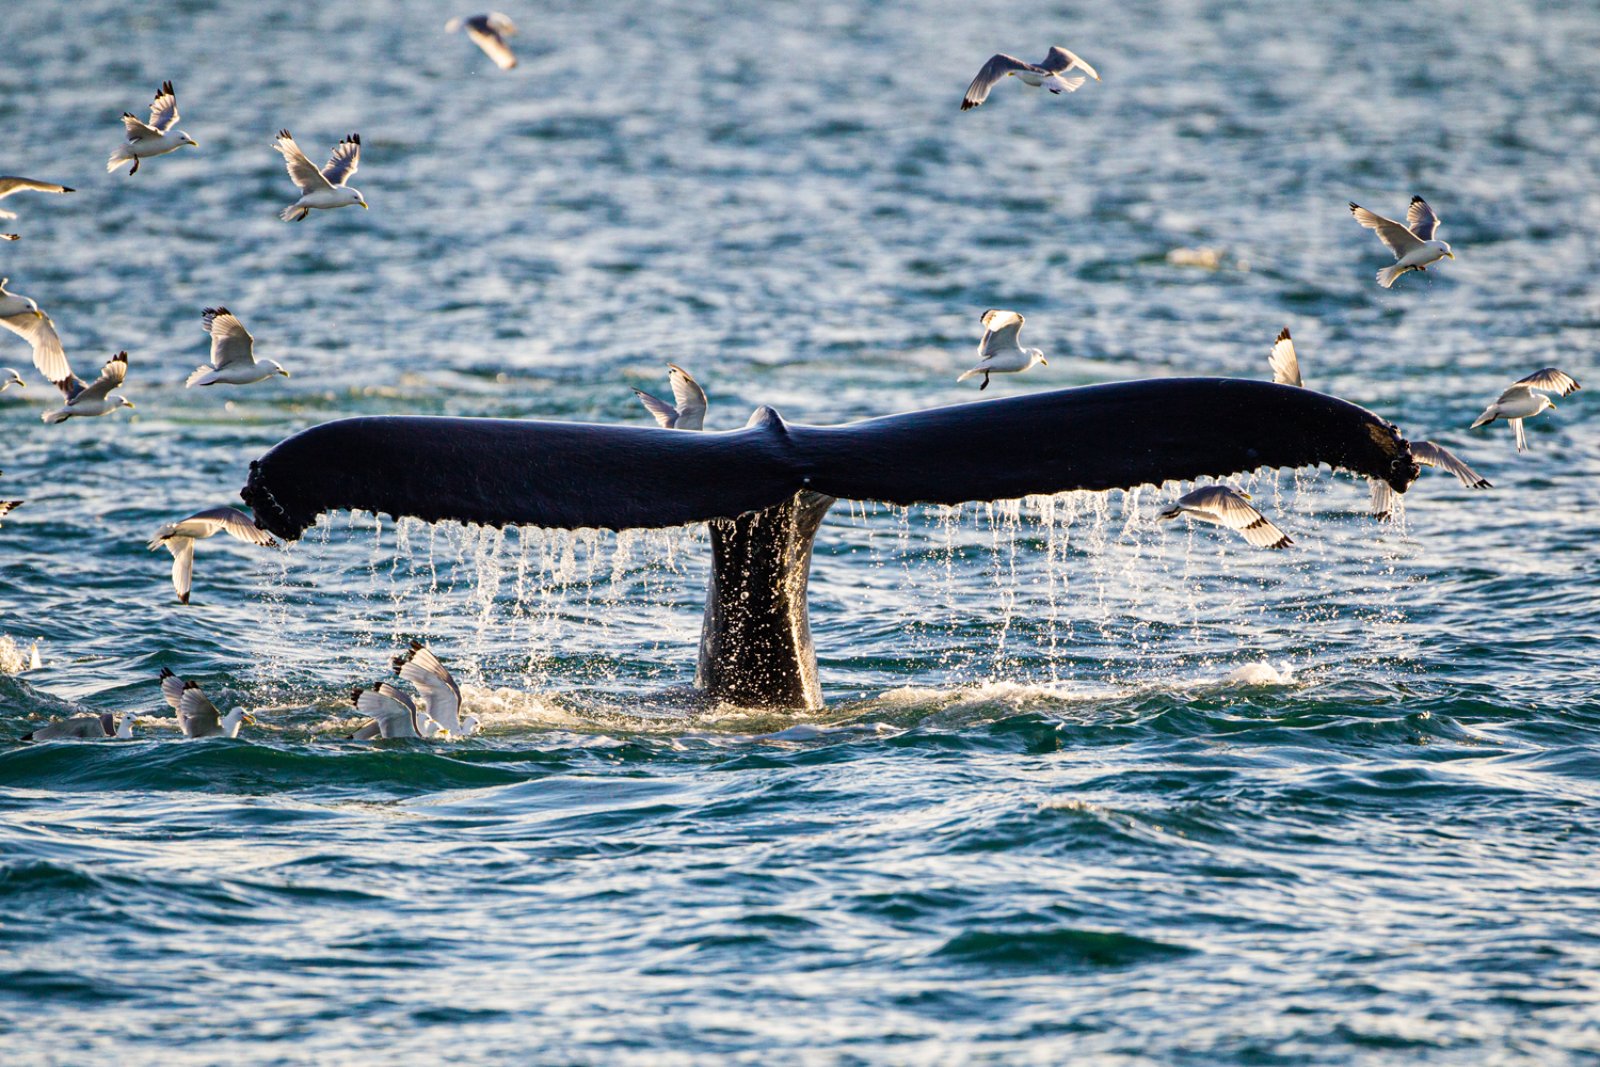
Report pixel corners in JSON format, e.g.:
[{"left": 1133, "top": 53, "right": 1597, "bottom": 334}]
[
  {"left": 1549, "top": 400, "right": 1558, "bottom": 409},
  {"left": 124, "top": 401, "right": 136, "bottom": 408},
  {"left": 1445, "top": 251, "right": 1455, "bottom": 259},
  {"left": 32, "top": 309, "right": 45, "bottom": 319},
  {"left": 279, "top": 368, "right": 291, "bottom": 378},
  {"left": 244, "top": 713, "right": 258, "bottom": 726},
  {"left": 360, "top": 201, "right": 369, "bottom": 210},
  {"left": 1039, "top": 357, "right": 1049, "bottom": 365}
]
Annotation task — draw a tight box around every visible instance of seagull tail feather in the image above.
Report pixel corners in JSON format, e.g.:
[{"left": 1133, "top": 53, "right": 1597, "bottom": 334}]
[
  {"left": 41, "top": 409, "right": 69, "bottom": 425},
  {"left": 1376, "top": 264, "right": 1406, "bottom": 289},
  {"left": 107, "top": 146, "right": 135, "bottom": 173},
  {"left": 279, "top": 204, "right": 309, "bottom": 223}
]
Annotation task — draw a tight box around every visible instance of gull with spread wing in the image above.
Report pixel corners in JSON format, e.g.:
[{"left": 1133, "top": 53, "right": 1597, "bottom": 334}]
[
  {"left": 186, "top": 307, "right": 290, "bottom": 387},
  {"left": 1471, "top": 368, "right": 1581, "bottom": 453},
  {"left": 634, "top": 364, "right": 708, "bottom": 430},
  {"left": 148, "top": 507, "right": 277, "bottom": 605},
  {"left": 108, "top": 81, "right": 197, "bottom": 175},
  {"left": 394, "top": 642, "right": 477, "bottom": 737},
  {"left": 1159, "top": 485, "right": 1293, "bottom": 550},
  {"left": 962, "top": 46, "right": 1099, "bottom": 110},
  {"left": 0, "top": 277, "right": 68, "bottom": 385},
  {"left": 0, "top": 176, "right": 75, "bottom": 220},
  {"left": 42, "top": 351, "right": 133, "bottom": 424},
  {"left": 274, "top": 131, "right": 367, "bottom": 222},
  {"left": 446, "top": 12, "right": 519, "bottom": 70},
  {"left": 957, "top": 309, "right": 1048, "bottom": 389},
  {"left": 1349, "top": 196, "right": 1454, "bottom": 288}
]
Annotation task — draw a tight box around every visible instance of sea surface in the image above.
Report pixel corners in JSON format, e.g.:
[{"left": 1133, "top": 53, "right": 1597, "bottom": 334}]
[{"left": 3, "top": 0, "right": 1599, "bottom": 1063}]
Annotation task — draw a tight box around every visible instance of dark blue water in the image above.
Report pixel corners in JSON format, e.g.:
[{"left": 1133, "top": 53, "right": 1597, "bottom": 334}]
[{"left": 3, "top": 0, "right": 1599, "bottom": 1061}]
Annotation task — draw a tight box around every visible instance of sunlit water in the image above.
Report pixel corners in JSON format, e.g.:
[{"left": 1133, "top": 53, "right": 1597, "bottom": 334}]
[{"left": 3, "top": 0, "right": 1599, "bottom": 1062}]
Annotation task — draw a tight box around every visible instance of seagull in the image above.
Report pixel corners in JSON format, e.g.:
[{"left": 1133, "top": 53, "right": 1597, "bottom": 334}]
[
  {"left": 185, "top": 308, "right": 290, "bottom": 387},
  {"left": 27, "top": 639, "right": 41, "bottom": 671},
  {"left": 351, "top": 684, "right": 424, "bottom": 739},
  {"left": 1159, "top": 485, "right": 1293, "bottom": 549},
  {"left": 0, "top": 176, "right": 75, "bottom": 220},
  {"left": 107, "top": 81, "right": 197, "bottom": 175},
  {"left": 962, "top": 46, "right": 1099, "bottom": 110},
  {"left": 41, "top": 351, "right": 134, "bottom": 424},
  {"left": 1470, "top": 368, "right": 1581, "bottom": 452},
  {"left": 634, "top": 364, "right": 707, "bottom": 430},
  {"left": 2, "top": 367, "right": 24, "bottom": 391},
  {"left": 21, "top": 712, "right": 136, "bottom": 741},
  {"left": 446, "top": 12, "right": 519, "bottom": 70},
  {"left": 148, "top": 507, "right": 278, "bottom": 605},
  {"left": 0, "top": 277, "right": 68, "bottom": 385},
  {"left": 1349, "top": 196, "right": 1454, "bottom": 288},
  {"left": 1370, "top": 441, "right": 1493, "bottom": 520},
  {"left": 0, "top": 470, "right": 20, "bottom": 528},
  {"left": 957, "top": 309, "right": 1048, "bottom": 389},
  {"left": 1268, "top": 327, "right": 1301, "bottom": 387},
  {"left": 1, "top": 234, "right": 16, "bottom": 241},
  {"left": 394, "top": 641, "right": 477, "bottom": 737},
  {"left": 165, "top": 675, "right": 254, "bottom": 738},
  {"left": 273, "top": 131, "right": 367, "bottom": 222}
]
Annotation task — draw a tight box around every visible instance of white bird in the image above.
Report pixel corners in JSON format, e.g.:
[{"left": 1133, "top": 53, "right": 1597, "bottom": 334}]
[
  {"left": 1159, "top": 485, "right": 1293, "bottom": 549},
  {"left": 21, "top": 712, "right": 135, "bottom": 741},
  {"left": 148, "top": 507, "right": 278, "bottom": 605},
  {"left": 27, "top": 639, "right": 42, "bottom": 671},
  {"left": 634, "top": 364, "right": 707, "bottom": 430},
  {"left": 1, "top": 234, "right": 16, "bottom": 241},
  {"left": 1370, "top": 441, "right": 1494, "bottom": 520},
  {"left": 0, "top": 176, "right": 75, "bottom": 220},
  {"left": 446, "top": 12, "right": 519, "bottom": 70},
  {"left": 1470, "top": 368, "right": 1581, "bottom": 453},
  {"left": 41, "top": 351, "right": 134, "bottom": 424},
  {"left": 173, "top": 679, "right": 253, "bottom": 738},
  {"left": 185, "top": 307, "right": 290, "bottom": 387},
  {"left": 1349, "top": 196, "right": 1454, "bottom": 288},
  {"left": 1268, "top": 327, "right": 1301, "bottom": 387},
  {"left": 107, "top": 81, "right": 197, "bottom": 175},
  {"left": 0, "top": 277, "right": 68, "bottom": 385},
  {"left": 962, "top": 46, "right": 1099, "bottom": 110},
  {"left": 273, "top": 131, "right": 367, "bottom": 222},
  {"left": 393, "top": 641, "right": 477, "bottom": 737},
  {"left": 957, "top": 309, "right": 1048, "bottom": 389},
  {"left": 2, "top": 367, "right": 24, "bottom": 391},
  {"left": 352, "top": 683, "right": 424, "bottom": 739}
]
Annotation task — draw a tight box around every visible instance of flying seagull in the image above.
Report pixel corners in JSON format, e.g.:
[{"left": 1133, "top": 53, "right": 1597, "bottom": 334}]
[
  {"left": 1370, "top": 441, "right": 1493, "bottom": 520},
  {"left": 148, "top": 506, "right": 278, "bottom": 605},
  {"left": 634, "top": 364, "right": 708, "bottom": 430},
  {"left": 186, "top": 308, "right": 290, "bottom": 387},
  {"left": 21, "top": 712, "right": 135, "bottom": 741},
  {"left": 42, "top": 352, "right": 134, "bottom": 424},
  {"left": 273, "top": 131, "right": 367, "bottom": 221},
  {"left": 1349, "top": 196, "right": 1454, "bottom": 288},
  {"left": 1268, "top": 327, "right": 1301, "bottom": 387},
  {"left": 1160, "top": 485, "right": 1293, "bottom": 549},
  {"left": 0, "top": 470, "right": 20, "bottom": 527},
  {"left": 0, "top": 277, "right": 68, "bottom": 385},
  {"left": 394, "top": 641, "right": 477, "bottom": 737},
  {"left": 1, "top": 367, "right": 23, "bottom": 391},
  {"left": 957, "top": 309, "right": 1048, "bottom": 389},
  {"left": 108, "top": 81, "right": 197, "bottom": 175},
  {"left": 0, "top": 176, "right": 75, "bottom": 220},
  {"left": 962, "top": 46, "right": 1099, "bottom": 110},
  {"left": 446, "top": 12, "right": 519, "bottom": 70},
  {"left": 1470, "top": 368, "right": 1581, "bottom": 452}
]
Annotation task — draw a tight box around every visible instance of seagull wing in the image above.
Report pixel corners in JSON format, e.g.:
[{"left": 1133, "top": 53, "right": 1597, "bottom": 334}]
[
  {"left": 1349, "top": 203, "right": 1424, "bottom": 261},
  {"left": 634, "top": 388, "right": 679, "bottom": 428},
  {"left": 978, "top": 309, "right": 1025, "bottom": 360},
  {"left": 1268, "top": 327, "right": 1301, "bottom": 387},
  {"left": 0, "top": 308, "right": 69, "bottom": 384},
  {"left": 1513, "top": 367, "right": 1581, "bottom": 397},
  {"left": 1039, "top": 46, "right": 1099, "bottom": 80},
  {"left": 74, "top": 352, "right": 128, "bottom": 403},
  {"left": 667, "top": 364, "right": 708, "bottom": 430},
  {"left": 466, "top": 19, "right": 518, "bottom": 69},
  {"left": 404, "top": 643, "right": 461, "bottom": 700},
  {"left": 1405, "top": 196, "right": 1440, "bottom": 241},
  {"left": 121, "top": 113, "right": 162, "bottom": 142},
  {"left": 1180, "top": 486, "right": 1293, "bottom": 549},
  {"left": 202, "top": 307, "right": 256, "bottom": 369},
  {"left": 275, "top": 131, "right": 333, "bottom": 194},
  {"left": 962, "top": 54, "right": 1037, "bottom": 110},
  {"left": 168, "top": 537, "right": 195, "bottom": 603},
  {"left": 148, "top": 81, "right": 179, "bottom": 133},
  {"left": 321, "top": 135, "right": 360, "bottom": 187},
  {"left": 1412, "top": 441, "right": 1492, "bottom": 489},
  {"left": 159, "top": 668, "right": 186, "bottom": 710},
  {"left": 1369, "top": 478, "right": 1398, "bottom": 521},
  {"left": 0, "top": 177, "right": 74, "bottom": 199},
  {"left": 179, "top": 683, "right": 222, "bottom": 737}
]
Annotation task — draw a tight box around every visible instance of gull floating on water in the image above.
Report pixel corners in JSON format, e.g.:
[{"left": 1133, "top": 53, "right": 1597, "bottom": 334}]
[
  {"left": 108, "top": 81, "right": 197, "bottom": 175},
  {"left": 634, "top": 364, "right": 707, "bottom": 430},
  {"left": 274, "top": 131, "right": 367, "bottom": 222},
  {"left": 148, "top": 507, "right": 277, "bottom": 605},
  {"left": 1349, "top": 196, "right": 1454, "bottom": 288},
  {"left": 446, "top": 12, "right": 519, "bottom": 70},
  {"left": 962, "top": 46, "right": 1099, "bottom": 110},
  {"left": 42, "top": 351, "right": 134, "bottom": 424},
  {"left": 186, "top": 308, "right": 290, "bottom": 387},
  {"left": 1160, "top": 485, "right": 1292, "bottom": 549},
  {"left": 0, "top": 176, "right": 75, "bottom": 220},
  {"left": 957, "top": 309, "right": 1047, "bottom": 389},
  {"left": 351, "top": 683, "right": 427, "bottom": 739},
  {"left": 21, "top": 712, "right": 135, "bottom": 741},
  {"left": 1470, "top": 368, "right": 1581, "bottom": 453},
  {"left": 394, "top": 641, "right": 477, "bottom": 737},
  {"left": 0, "top": 277, "right": 68, "bottom": 385},
  {"left": 161, "top": 670, "right": 254, "bottom": 738}
]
